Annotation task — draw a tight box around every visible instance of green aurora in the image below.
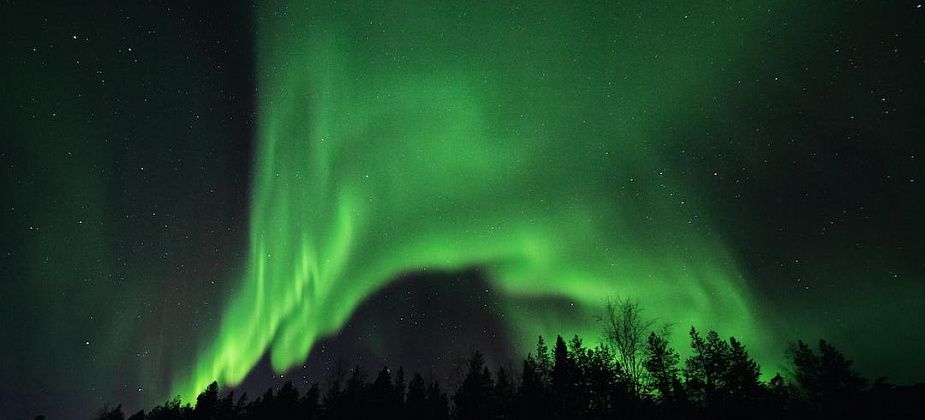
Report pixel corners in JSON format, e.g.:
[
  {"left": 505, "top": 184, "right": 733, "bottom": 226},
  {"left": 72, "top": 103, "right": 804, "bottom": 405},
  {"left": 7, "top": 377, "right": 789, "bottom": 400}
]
[{"left": 174, "top": 0, "right": 793, "bottom": 399}]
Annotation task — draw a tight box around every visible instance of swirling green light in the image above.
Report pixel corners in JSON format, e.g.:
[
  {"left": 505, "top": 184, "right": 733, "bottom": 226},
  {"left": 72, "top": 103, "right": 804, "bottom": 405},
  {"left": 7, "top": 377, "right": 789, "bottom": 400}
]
[{"left": 175, "top": 0, "right": 785, "bottom": 400}]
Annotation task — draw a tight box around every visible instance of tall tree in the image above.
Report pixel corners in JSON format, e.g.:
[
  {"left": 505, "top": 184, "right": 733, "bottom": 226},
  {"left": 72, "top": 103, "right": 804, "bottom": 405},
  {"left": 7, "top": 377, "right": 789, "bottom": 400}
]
[
  {"left": 341, "top": 365, "right": 367, "bottom": 418},
  {"left": 551, "top": 335, "right": 579, "bottom": 417},
  {"left": 518, "top": 353, "right": 550, "bottom": 419},
  {"left": 495, "top": 366, "right": 515, "bottom": 419},
  {"left": 406, "top": 373, "right": 428, "bottom": 420},
  {"left": 725, "top": 337, "right": 762, "bottom": 401},
  {"left": 322, "top": 362, "right": 346, "bottom": 416},
  {"left": 535, "top": 335, "right": 552, "bottom": 387},
  {"left": 299, "top": 383, "right": 320, "bottom": 419},
  {"left": 370, "top": 366, "right": 396, "bottom": 413},
  {"left": 393, "top": 367, "right": 406, "bottom": 409},
  {"left": 791, "top": 339, "right": 867, "bottom": 409},
  {"left": 578, "top": 340, "right": 624, "bottom": 418},
  {"left": 425, "top": 380, "right": 450, "bottom": 420},
  {"left": 684, "top": 327, "right": 732, "bottom": 408},
  {"left": 454, "top": 351, "right": 496, "bottom": 420},
  {"left": 193, "top": 381, "right": 218, "bottom": 420},
  {"left": 276, "top": 381, "right": 300, "bottom": 418},
  {"left": 644, "top": 331, "right": 681, "bottom": 404},
  {"left": 600, "top": 297, "right": 653, "bottom": 398}
]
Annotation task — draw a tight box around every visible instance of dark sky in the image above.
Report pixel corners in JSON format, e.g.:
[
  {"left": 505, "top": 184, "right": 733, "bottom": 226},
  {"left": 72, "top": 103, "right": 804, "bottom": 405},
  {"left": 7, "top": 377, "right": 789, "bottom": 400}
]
[{"left": 2, "top": 1, "right": 924, "bottom": 419}]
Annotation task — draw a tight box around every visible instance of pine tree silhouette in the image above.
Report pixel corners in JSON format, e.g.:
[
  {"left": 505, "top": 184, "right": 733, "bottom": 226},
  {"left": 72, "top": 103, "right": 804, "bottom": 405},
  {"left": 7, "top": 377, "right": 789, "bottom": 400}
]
[
  {"left": 193, "top": 382, "right": 218, "bottom": 420},
  {"left": 425, "top": 380, "right": 450, "bottom": 420},
  {"left": 406, "top": 373, "right": 428, "bottom": 420},
  {"left": 494, "top": 366, "right": 515, "bottom": 419},
  {"left": 453, "top": 350, "right": 495, "bottom": 420},
  {"left": 84, "top": 313, "right": 924, "bottom": 420},
  {"left": 791, "top": 339, "right": 868, "bottom": 418},
  {"left": 644, "top": 330, "right": 681, "bottom": 406}
]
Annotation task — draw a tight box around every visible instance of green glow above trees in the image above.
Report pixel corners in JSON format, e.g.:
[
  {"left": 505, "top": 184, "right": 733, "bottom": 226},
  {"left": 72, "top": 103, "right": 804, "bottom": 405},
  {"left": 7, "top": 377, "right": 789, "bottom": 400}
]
[{"left": 174, "top": 0, "right": 790, "bottom": 400}]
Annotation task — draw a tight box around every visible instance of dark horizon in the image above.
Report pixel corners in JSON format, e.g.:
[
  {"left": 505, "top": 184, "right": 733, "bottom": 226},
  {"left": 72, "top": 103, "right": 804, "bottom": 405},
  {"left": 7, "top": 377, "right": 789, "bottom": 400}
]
[{"left": 84, "top": 318, "right": 925, "bottom": 420}]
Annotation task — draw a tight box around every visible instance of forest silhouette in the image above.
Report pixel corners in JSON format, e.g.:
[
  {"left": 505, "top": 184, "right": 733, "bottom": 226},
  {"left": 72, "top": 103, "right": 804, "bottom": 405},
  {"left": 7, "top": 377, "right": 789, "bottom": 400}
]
[{"left": 65, "top": 300, "right": 923, "bottom": 419}]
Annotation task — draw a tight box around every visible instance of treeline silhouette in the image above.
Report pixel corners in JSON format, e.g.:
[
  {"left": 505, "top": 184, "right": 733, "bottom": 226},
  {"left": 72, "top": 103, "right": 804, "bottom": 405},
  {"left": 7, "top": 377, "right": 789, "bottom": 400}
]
[
  {"left": 88, "top": 301, "right": 922, "bottom": 420},
  {"left": 88, "top": 333, "right": 924, "bottom": 420}
]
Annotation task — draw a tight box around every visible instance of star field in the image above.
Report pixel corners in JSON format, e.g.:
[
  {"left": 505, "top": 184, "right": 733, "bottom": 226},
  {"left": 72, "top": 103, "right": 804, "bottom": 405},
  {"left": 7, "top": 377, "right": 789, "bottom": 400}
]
[{"left": 1, "top": 1, "right": 923, "bottom": 419}]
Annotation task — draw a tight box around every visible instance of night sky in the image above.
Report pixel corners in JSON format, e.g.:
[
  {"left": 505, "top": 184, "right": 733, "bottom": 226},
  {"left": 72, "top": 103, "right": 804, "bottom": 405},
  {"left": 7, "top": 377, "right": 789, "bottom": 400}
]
[{"left": 2, "top": 1, "right": 924, "bottom": 418}]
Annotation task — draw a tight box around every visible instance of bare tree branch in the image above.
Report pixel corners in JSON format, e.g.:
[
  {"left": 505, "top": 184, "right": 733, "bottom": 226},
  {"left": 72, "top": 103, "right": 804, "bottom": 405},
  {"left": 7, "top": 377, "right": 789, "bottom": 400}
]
[{"left": 600, "top": 296, "right": 655, "bottom": 398}]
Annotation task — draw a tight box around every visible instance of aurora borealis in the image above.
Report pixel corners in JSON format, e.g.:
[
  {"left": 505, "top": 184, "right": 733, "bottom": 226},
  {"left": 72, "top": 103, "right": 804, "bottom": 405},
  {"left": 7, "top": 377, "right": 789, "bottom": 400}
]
[
  {"left": 2, "top": 1, "right": 924, "bottom": 418},
  {"left": 174, "top": 0, "right": 775, "bottom": 401}
]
